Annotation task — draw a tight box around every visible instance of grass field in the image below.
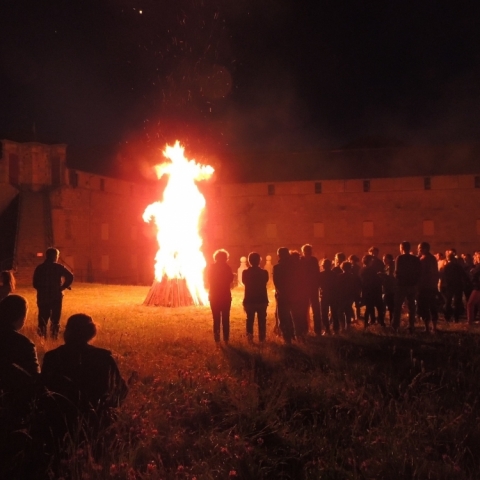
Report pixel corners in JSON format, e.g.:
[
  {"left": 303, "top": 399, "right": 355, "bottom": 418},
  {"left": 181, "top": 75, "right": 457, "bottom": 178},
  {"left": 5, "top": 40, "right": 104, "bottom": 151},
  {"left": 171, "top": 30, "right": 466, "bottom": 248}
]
[{"left": 13, "top": 283, "right": 480, "bottom": 479}]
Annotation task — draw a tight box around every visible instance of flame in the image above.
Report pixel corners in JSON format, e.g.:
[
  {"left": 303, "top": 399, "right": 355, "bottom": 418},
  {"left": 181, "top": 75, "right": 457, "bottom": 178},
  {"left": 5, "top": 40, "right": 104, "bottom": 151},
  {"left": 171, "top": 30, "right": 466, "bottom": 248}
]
[{"left": 143, "top": 141, "right": 214, "bottom": 304}]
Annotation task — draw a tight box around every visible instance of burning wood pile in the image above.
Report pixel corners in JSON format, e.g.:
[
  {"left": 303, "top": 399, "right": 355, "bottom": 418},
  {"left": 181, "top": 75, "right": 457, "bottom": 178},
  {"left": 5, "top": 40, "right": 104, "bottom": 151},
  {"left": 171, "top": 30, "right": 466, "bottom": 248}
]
[{"left": 142, "top": 142, "right": 213, "bottom": 307}]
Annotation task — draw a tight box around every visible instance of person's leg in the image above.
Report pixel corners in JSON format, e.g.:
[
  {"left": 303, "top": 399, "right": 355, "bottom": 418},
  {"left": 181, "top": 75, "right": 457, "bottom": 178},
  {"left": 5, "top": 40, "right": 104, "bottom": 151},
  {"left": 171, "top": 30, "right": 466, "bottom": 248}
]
[
  {"left": 417, "top": 289, "right": 429, "bottom": 331},
  {"left": 320, "top": 297, "right": 331, "bottom": 333},
  {"left": 393, "top": 288, "right": 404, "bottom": 331},
  {"left": 310, "top": 291, "right": 322, "bottom": 334},
  {"left": 406, "top": 288, "right": 417, "bottom": 333},
  {"left": 50, "top": 298, "right": 63, "bottom": 339},
  {"left": 453, "top": 291, "right": 463, "bottom": 322},
  {"left": 444, "top": 291, "right": 453, "bottom": 321},
  {"left": 211, "top": 304, "right": 221, "bottom": 343},
  {"left": 244, "top": 305, "right": 255, "bottom": 342},
  {"left": 331, "top": 300, "right": 340, "bottom": 333},
  {"left": 345, "top": 302, "right": 354, "bottom": 330},
  {"left": 222, "top": 302, "right": 231, "bottom": 342},
  {"left": 375, "top": 295, "right": 386, "bottom": 326},
  {"left": 37, "top": 302, "right": 50, "bottom": 337},
  {"left": 277, "top": 299, "right": 294, "bottom": 344},
  {"left": 257, "top": 304, "right": 268, "bottom": 342},
  {"left": 467, "top": 290, "right": 480, "bottom": 323}
]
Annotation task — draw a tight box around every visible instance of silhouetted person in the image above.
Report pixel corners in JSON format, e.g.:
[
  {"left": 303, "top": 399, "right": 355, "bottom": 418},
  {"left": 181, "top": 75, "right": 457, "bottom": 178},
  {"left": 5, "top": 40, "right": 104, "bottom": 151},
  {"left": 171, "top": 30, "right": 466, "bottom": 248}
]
[
  {"left": 417, "top": 242, "right": 439, "bottom": 333},
  {"left": 0, "top": 270, "right": 15, "bottom": 301},
  {"left": 442, "top": 252, "right": 469, "bottom": 322},
  {"left": 0, "top": 295, "right": 40, "bottom": 424},
  {"left": 300, "top": 244, "right": 322, "bottom": 335},
  {"left": 207, "top": 249, "right": 234, "bottom": 345},
  {"left": 33, "top": 247, "right": 74, "bottom": 339},
  {"left": 318, "top": 258, "right": 334, "bottom": 335},
  {"left": 393, "top": 241, "right": 421, "bottom": 333},
  {"left": 360, "top": 255, "right": 385, "bottom": 328},
  {"left": 368, "top": 246, "right": 385, "bottom": 274},
  {"left": 41, "top": 313, "right": 127, "bottom": 463},
  {"left": 348, "top": 254, "right": 362, "bottom": 321},
  {"left": 381, "top": 254, "right": 395, "bottom": 325},
  {"left": 289, "top": 250, "right": 309, "bottom": 342},
  {"left": 330, "top": 252, "right": 345, "bottom": 333},
  {"left": 0, "top": 295, "right": 41, "bottom": 480},
  {"left": 242, "top": 252, "right": 269, "bottom": 343},
  {"left": 273, "top": 247, "right": 295, "bottom": 344},
  {"left": 467, "top": 251, "right": 480, "bottom": 324},
  {"left": 337, "top": 262, "right": 361, "bottom": 331}
]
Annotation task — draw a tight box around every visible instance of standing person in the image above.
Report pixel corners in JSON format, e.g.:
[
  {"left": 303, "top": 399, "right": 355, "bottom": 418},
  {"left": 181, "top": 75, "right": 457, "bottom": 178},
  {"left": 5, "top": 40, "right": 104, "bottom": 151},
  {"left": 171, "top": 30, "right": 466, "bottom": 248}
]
[
  {"left": 417, "top": 242, "right": 439, "bottom": 333},
  {"left": 207, "top": 249, "right": 234, "bottom": 346},
  {"left": 300, "top": 244, "right": 321, "bottom": 335},
  {"left": 273, "top": 247, "right": 295, "bottom": 344},
  {"left": 337, "top": 262, "right": 362, "bottom": 332},
  {"left": 442, "top": 252, "right": 469, "bottom": 323},
  {"left": 289, "top": 250, "right": 309, "bottom": 342},
  {"left": 330, "top": 252, "right": 345, "bottom": 333},
  {"left": 33, "top": 247, "right": 74, "bottom": 339},
  {"left": 393, "top": 241, "right": 421, "bottom": 333},
  {"left": 381, "top": 254, "right": 396, "bottom": 325},
  {"left": 368, "top": 246, "right": 385, "bottom": 274},
  {"left": 360, "top": 255, "right": 385, "bottom": 329},
  {"left": 0, "top": 270, "right": 16, "bottom": 301},
  {"left": 467, "top": 251, "right": 480, "bottom": 324},
  {"left": 348, "top": 255, "right": 362, "bottom": 321},
  {"left": 242, "top": 252, "right": 269, "bottom": 343},
  {"left": 318, "top": 258, "right": 334, "bottom": 335}
]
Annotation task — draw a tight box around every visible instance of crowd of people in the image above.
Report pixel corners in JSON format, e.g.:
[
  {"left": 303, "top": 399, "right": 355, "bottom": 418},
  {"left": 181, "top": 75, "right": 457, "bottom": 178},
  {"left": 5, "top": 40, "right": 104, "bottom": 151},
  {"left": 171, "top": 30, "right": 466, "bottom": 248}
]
[
  {"left": 0, "top": 248, "right": 127, "bottom": 478},
  {"left": 207, "top": 242, "right": 480, "bottom": 345}
]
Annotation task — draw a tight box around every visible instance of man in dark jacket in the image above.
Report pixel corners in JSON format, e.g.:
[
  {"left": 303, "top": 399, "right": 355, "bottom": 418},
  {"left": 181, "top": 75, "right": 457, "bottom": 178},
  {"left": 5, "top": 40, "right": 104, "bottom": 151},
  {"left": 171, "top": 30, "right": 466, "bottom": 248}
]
[
  {"left": 300, "top": 244, "right": 321, "bottom": 335},
  {"left": 443, "top": 252, "right": 469, "bottom": 322},
  {"left": 393, "top": 241, "right": 421, "bottom": 333},
  {"left": 242, "top": 252, "right": 269, "bottom": 342},
  {"left": 273, "top": 247, "right": 295, "bottom": 344},
  {"left": 417, "top": 242, "right": 439, "bottom": 332},
  {"left": 33, "top": 247, "right": 74, "bottom": 338}
]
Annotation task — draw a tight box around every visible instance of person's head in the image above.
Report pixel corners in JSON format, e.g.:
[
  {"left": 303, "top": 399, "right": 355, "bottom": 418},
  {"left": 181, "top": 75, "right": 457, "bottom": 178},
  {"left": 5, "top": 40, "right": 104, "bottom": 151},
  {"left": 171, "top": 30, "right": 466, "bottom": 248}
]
[
  {"left": 321, "top": 258, "right": 332, "bottom": 271},
  {"left": 341, "top": 261, "right": 352, "bottom": 273},
  {"left": 383, "top": 253, "right": 394, "bottom": 265},
  {"left": 447, "top": 252, "right": 456, "bottom": 263},
  {"left": 446, "top": 248, "right": 456, "bottom": 258},
  {"left": 400, "top": 241, "right": 411, "bottom": 254},
  {"left": 368, "top": 246, "right": 379, "bottom": 258},
  {"left": 290, "top": 250, "right": 300, "bottom": 262},
  {"left": 277, "top": 247, "right": 290, "bottom": 262},
  {"left": 248, "top": 252, "right": 261, "bottom": 267},
  {"left": 0, "top": 294, "right": 28, "bottom": 331},
  {"left": 418, "top": 242, "right": 430, "bottom": 256},
  {"left": 348, "top": 254, "right": 359, "bottom": 265},
  {"left": 45, "top": 247, "right": 60, "bottom": 263},
  {"left": 1, "top": 270, "right": 15, "bottom": 291},
  {"left": 334, "top": 252, "right": 346, "bottom": 266},
  {"left": 213, "top": 249, "right": 229, "bottom": 263},
  {"left": 474, "top": 251, "right": 480, "bottom": 265},
  {"left": 435, "top": 252, "right": 445, "bottom": 261},
  {"left": 301, "top": 244, "right": 313, "bottom": 257},
  {"left": 462, "top": 253, "right": 473, "bottom": 266},
  {"left": 64, "top": 314, "right": 97, "bottom": 345},
  {"left": 362, "top": 254, "right": 373, "bottom": 267}
]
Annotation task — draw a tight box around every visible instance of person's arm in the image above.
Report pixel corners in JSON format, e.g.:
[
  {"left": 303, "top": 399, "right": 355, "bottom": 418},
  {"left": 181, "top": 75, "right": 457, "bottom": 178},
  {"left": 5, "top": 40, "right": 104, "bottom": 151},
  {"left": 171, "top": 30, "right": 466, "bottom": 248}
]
[{"left": 61, "top": 266, "right": 74, "bottom": 290}]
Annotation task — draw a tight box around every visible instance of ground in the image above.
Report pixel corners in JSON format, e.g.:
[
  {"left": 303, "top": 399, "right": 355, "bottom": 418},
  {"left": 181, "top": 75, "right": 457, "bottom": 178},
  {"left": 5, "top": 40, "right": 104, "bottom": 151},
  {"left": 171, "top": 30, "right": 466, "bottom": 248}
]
[{"left": 10, "top": 283, "right": 480, "bottom": 479}]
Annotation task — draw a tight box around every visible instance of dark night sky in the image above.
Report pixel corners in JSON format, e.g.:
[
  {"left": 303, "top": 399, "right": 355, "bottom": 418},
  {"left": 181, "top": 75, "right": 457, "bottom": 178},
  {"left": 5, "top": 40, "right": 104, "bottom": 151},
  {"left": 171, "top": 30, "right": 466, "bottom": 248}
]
[{"left": 1, "top": 0, "right": 480, "bottom": 172}]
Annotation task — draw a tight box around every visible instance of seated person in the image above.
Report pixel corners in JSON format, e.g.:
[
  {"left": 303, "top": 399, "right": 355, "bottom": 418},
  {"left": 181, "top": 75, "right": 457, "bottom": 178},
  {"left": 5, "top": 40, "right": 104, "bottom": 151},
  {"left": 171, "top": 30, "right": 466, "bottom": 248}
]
[{"left": 41, "top": 314, "right": 128, "bottom": 435}]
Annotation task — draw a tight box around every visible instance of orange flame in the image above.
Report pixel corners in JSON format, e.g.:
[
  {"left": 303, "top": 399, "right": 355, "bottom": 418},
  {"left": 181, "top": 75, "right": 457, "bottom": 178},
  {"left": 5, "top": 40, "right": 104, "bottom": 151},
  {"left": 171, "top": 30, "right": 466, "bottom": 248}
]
[{"left": 143, "top": 141, "right": 214, "bottom": 304}]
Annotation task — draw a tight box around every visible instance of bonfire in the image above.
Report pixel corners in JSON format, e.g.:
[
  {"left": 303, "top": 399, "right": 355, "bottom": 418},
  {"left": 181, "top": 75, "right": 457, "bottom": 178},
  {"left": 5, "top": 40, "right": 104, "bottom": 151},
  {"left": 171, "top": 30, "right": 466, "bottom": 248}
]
[{"left": 143, "top": 142, "right": 214, "bottom": 307}]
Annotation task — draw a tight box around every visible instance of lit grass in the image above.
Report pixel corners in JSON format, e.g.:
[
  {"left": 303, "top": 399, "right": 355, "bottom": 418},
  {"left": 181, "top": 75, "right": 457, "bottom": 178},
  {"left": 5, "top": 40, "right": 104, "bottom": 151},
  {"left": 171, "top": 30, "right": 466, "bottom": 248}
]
[{"left": 13, "top": 283, "right": 480, "bottom": 479}]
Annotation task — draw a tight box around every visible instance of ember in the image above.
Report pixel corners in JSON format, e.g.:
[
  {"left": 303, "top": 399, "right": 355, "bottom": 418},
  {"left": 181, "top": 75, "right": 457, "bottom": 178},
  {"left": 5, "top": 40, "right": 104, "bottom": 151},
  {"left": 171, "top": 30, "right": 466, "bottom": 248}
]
[{"left": 143, "top": 141, "right": 214, "bottom": 307}]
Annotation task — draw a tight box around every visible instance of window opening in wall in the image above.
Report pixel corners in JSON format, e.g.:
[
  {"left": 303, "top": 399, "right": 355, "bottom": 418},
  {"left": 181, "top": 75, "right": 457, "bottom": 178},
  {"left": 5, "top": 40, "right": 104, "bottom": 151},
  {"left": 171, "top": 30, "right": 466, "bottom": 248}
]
[
  {"left": 363, "top": 180, "right": 370, "bottom": 192},
  {"left": 267, "top": 184, "right": 275, "bottom": 195},
  {"left": 100, "top": 178, "right": 105, "bottom": 191},
  {"left": 424, "top": 177, "right": 431, "bottom": 190},
  {"left": 475, "top": 176, "right": 480, "bottom": 189},
  {"left": 314, "top": 182, "right": 322, "bottom": 194}
]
